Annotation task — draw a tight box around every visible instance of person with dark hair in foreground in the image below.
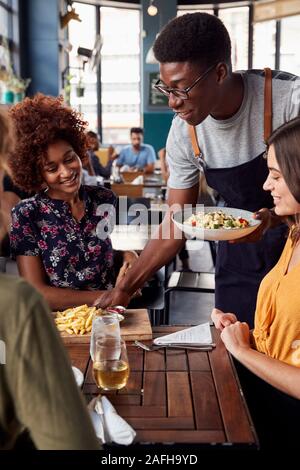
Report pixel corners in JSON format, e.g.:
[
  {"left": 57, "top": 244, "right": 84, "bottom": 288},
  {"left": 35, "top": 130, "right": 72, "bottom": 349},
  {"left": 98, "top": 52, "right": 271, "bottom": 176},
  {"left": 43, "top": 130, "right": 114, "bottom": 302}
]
[
  {"left": 0, "top": 108, "right": 100, "bottom": 450},
  {"left": 116, "top": 127, "right": 156, "bottom": 174},
  {"left": 97, "top": 13, "right": 300, "bottom": 328},
  {"left": 212, "top": 117, "right": 300, "bottom": 448}
]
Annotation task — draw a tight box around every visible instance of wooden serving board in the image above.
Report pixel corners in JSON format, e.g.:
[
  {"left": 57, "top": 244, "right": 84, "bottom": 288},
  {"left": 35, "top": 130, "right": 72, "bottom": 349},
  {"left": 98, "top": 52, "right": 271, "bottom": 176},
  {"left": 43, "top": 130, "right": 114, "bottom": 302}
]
[{"left": 53, "top": 308, "right": 152, "bottom": 343}]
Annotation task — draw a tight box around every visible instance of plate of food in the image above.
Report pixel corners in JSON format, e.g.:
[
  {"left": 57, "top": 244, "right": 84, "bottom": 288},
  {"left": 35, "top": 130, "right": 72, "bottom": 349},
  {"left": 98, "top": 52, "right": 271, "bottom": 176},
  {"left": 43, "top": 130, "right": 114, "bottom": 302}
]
[
  {"left": 172, "top": 207, "right": 261, "bottom": 241},
  {"left": 53, "top": 304, "right": 125, "bottom": 341}
]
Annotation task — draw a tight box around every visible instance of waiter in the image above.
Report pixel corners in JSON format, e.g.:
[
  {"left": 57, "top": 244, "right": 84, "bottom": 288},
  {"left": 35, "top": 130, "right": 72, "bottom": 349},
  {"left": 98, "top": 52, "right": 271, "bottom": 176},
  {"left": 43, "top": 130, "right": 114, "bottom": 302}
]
[{"left": 97, "top": 13, "right": 300, "bottom": 327}]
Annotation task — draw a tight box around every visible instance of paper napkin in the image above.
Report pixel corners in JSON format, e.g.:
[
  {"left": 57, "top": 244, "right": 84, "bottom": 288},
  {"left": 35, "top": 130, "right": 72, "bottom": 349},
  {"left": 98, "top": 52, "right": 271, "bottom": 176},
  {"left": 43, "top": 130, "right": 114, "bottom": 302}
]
[
  {"left": 153, "top": 322, "right": 212, "bottom": 345},
  {"left": 88, "top": 396, "right": 136, "bottom": 445}
]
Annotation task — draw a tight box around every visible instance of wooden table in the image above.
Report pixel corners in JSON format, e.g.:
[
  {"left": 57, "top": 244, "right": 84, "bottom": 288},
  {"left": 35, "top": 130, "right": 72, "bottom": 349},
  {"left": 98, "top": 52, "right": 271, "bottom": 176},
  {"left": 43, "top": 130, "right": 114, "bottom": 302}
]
[{"left": 66, "top": 326, "right": 258, "bottom": 449}]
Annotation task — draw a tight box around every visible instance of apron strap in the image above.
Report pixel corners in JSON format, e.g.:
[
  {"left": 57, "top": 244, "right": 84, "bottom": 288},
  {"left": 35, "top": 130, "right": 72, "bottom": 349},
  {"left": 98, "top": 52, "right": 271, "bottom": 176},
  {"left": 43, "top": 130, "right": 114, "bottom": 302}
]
[
  {"left": 188, "top": 68, "right": 273, "bottom": 158},
  {"left": 188, "top": 124, "right": 201, "bottom": 158},
  {"left": 264, "top": 67, "right": 272, "bottom": 143}
]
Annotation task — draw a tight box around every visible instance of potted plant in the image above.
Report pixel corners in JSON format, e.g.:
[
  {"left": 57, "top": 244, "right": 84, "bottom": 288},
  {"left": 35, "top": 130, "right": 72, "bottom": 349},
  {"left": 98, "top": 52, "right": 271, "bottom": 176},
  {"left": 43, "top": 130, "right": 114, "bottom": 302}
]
[
  {"left": 0, "top": 38, "right": 30, "bottom": 103},
  {"left": 64, "top": 73, "right": 74, "bottom": 105},
  {"left": 0, "top": 39, "right": 14, "bottom": 103},
  {"left": 8, "top": 75, "right": 31, "bottom": 103}
]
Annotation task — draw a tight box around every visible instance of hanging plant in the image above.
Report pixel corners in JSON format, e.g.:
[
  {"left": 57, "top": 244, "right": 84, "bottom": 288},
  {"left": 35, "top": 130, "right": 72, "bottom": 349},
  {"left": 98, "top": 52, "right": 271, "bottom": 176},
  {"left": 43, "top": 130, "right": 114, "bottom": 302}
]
[{"left": 75, "top": 77, "right": 85, "bottom": 97}]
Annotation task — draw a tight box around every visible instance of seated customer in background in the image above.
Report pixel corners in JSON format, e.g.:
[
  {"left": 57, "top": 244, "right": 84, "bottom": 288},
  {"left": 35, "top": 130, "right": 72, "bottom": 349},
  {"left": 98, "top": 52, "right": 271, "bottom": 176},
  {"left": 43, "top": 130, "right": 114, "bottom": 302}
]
[
  {"left": 0, "top": 108, "right": 100, "bottom": 450},
  {"left": 212, "top": 117, "right": 300, "bottom": 448},
  {"left": 81, "top": 151, "right": 104, "bottom": 187},
  {"left": 116, "top": 127, "right": 156, "bottom": 174},
  {"left": 8, "top": 93, "right": 137, "bottom": 311},
  {"left": 86, "top": 130, "right": 117, "bottom": 178}
]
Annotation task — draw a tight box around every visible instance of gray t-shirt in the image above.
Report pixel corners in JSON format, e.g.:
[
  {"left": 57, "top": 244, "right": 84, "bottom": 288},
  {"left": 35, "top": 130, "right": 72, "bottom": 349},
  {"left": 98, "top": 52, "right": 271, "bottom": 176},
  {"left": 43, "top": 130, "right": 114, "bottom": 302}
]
[{"left": 167, "top": 69, "right": 300, "bottom": 189}]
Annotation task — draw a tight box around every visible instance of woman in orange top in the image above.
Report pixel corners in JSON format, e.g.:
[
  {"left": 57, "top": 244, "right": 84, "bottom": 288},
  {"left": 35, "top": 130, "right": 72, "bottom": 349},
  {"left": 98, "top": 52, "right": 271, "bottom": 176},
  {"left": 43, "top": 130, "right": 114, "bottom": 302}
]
[{"left": 212, "top": 117, "right": 300, "bottom": 449}]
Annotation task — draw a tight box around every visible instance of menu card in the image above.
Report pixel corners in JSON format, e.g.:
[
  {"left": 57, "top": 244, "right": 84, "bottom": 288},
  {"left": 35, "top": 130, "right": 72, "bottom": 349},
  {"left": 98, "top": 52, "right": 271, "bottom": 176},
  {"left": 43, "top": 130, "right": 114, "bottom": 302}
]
[{"left": 153, "top": 322, "right": 212, "bottom": 345}]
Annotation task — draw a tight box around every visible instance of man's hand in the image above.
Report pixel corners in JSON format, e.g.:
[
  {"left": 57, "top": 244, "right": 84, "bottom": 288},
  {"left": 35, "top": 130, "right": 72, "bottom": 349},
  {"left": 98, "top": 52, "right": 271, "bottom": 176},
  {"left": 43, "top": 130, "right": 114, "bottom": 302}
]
[
  {"left": 93, "top": 286, "right": 131, "bottom": 309},
  {"left": 220, "top": 321, "right": 251, "bottom": 358},
  {"left": 229, "top": 207, "right": 279, "bottom": 244},
  {"left": 96, "top": 251, "right": 141, "bottom": 308},
  {"left": 211, "top": 307, "right": 237, "bottom": 330}
]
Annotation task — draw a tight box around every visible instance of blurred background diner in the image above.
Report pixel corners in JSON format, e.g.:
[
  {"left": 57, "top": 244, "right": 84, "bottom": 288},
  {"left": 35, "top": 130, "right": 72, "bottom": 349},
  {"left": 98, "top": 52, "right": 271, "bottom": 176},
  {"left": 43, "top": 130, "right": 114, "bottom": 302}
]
[{"left": 116, "top": 127, "right": 156, "bottom": 174}]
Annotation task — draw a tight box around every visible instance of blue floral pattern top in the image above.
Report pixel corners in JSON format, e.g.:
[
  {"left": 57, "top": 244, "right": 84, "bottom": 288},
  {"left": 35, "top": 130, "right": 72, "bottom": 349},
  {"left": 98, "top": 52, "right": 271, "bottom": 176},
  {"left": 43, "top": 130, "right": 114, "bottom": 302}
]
[{"left": 10, "top": 185, "right": 117, "bottom": 291}]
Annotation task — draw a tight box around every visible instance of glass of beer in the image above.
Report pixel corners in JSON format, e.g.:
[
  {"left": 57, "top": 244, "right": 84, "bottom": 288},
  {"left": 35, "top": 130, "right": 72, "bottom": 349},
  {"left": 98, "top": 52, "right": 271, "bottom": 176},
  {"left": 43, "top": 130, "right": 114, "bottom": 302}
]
[{"left": 93, "top": 337, "right": 129, "bottom": 391}]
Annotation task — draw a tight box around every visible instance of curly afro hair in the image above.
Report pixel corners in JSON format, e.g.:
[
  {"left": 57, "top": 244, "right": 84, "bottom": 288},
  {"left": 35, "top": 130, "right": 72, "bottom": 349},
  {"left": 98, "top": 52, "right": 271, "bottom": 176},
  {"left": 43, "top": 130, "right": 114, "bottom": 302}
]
[
  {"left": 8, "top": 93, "right": 88, "bottom": 192},
  {"left": 153, "top": 13, "right": 231, "bottom": 68}
]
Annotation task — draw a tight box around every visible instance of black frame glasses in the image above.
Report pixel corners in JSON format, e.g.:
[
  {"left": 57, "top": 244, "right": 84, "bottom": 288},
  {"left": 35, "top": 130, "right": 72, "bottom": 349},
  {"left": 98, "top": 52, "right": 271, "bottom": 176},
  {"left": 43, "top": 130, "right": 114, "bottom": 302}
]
[{"left": 154, "top": 63, "right": 216, "bottom": 100}]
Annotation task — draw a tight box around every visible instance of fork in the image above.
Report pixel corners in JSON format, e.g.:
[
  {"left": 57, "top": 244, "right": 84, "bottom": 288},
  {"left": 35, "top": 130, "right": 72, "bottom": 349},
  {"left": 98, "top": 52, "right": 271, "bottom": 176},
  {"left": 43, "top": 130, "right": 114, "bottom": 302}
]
[{"left": 134, "top": 340, "right": 215, "bottom": 352}]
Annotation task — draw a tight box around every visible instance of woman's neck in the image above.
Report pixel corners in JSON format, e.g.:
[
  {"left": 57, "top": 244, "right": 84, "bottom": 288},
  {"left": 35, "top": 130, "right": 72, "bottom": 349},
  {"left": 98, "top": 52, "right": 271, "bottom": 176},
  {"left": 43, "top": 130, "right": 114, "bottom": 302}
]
[{"left": 46, "top": 189, "right": 81, "bottom": 205}]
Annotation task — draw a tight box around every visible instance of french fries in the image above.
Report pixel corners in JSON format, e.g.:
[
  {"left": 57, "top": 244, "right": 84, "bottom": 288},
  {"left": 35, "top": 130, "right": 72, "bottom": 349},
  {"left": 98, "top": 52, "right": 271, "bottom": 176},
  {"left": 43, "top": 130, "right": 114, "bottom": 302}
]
[{"left": 54, "top": 304, "right": 104, "bottom": 336}]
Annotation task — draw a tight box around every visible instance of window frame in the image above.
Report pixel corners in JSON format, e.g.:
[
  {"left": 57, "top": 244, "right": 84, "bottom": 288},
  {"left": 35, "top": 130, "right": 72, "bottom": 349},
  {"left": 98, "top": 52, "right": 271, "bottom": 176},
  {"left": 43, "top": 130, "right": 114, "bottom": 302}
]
[
  {"left": 69, "top": 0, "right": 141, "bottom": 143},
  {"left": 0, "top": 0, "right": 20, "bottom": 77}
]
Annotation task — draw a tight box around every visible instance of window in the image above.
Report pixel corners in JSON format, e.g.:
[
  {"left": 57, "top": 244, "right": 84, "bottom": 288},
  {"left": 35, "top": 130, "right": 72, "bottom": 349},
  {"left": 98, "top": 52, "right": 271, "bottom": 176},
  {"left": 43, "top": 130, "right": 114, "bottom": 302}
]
[
  {"left": 68, "top": 2, "right": 141, "bottom": 144},
  {"left": 178, "top": 7, "right": 248, "bottom": 70},
  {"left": 68, "top": 3, "right": 97, "bottom": 131},
  {"left": 253, "top": 20, "right": 276, "bottom": 69},
  {"left": 100, "top": 7, "right": 141, "bottom": 143},
  {"left": 0, "top": 5, "right": 9, "bottom": 39},
  {"left": 0, "top": 0, "right": 18, "bottom": 103},
  {"left": 219, "top": 7, "right": 249, "bottom": 71},
  {"left": 280, "top": 15, "right": 300, "bottom": 75}
]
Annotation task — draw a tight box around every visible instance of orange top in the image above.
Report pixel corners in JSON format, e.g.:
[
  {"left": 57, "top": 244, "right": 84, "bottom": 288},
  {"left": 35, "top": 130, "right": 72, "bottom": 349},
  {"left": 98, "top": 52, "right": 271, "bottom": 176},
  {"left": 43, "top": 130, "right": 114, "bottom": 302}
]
[{"left": 253, "top": 231, "right": 300, "bottom": 366}]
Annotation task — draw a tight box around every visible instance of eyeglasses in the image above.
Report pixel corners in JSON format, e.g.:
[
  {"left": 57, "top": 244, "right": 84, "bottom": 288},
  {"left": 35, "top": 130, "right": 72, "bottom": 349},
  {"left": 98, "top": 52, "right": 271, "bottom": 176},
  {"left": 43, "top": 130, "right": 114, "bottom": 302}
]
[{"left": 154, "top": 63, "right": 216, "bottom": 100}]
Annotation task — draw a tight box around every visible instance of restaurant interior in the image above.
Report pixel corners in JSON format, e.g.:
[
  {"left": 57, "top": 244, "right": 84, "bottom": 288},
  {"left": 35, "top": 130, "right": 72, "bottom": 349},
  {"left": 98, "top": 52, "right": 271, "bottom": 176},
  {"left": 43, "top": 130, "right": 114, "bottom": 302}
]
[
  {"left": 2, "top": 0, "right": 300, "bottom": 323},
  {"left": 1, "top": 0, "right": 300, "bottom": 454}
]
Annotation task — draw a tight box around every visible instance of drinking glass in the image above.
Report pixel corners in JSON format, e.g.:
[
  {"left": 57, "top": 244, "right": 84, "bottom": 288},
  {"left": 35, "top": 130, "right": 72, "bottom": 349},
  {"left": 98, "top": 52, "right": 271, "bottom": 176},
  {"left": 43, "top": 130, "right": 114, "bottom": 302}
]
[
  {"left": 90, "top": 314, "right": 120, "bottom": 361},
  {"left": 93, "top": 337, "right": 129, "bottom": 391}
]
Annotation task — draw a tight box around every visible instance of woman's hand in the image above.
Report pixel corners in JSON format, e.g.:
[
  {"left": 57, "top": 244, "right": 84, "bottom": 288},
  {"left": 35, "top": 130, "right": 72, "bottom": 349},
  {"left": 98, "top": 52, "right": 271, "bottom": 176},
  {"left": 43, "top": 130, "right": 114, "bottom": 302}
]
[
  {"left": 108, "top": 145, "right": 118, "bottom": 161},
  {"left": 122, "top": 250, "right": 139, "bottom": 266},
  {"left": 115, "top": 261, "right": 130, "bottom": 286},
  {"left": 115, "top": 260, "right": 142, "bottom": 298},
  {"left": 229, "top": 208, "right": 276, "bottom": 244},
  {"left": 211, "top": 307, "right": 237, "bottom": 330},
  {"left": 220, "top": 321, "right": 251, "bottom": 358}
]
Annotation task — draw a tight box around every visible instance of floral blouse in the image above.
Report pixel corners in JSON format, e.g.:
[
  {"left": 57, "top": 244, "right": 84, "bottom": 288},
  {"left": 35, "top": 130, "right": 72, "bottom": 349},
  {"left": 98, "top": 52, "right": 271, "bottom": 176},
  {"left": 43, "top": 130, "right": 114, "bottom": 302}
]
[{"left": 10, "top": 185, "right": 117, "bottom": 291}]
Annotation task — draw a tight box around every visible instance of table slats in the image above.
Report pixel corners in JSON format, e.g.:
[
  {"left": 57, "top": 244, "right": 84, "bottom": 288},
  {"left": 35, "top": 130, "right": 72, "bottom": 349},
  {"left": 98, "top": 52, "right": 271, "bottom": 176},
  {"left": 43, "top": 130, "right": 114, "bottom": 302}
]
[{"left": 66, "top": 326, "right": 257, "bottom": 447}]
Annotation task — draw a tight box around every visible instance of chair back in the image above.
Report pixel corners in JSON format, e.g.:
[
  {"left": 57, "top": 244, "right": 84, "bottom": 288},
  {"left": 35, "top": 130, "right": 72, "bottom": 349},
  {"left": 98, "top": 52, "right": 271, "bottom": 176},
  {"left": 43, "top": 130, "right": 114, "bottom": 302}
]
[{"left": 94, "top": 149, "right": 109, "bottom": 166}]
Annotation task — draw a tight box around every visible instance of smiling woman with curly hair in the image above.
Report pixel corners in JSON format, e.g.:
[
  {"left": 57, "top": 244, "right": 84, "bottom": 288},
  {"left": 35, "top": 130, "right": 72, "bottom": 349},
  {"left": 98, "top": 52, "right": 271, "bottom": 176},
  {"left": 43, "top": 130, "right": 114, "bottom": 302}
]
[
  {"left": 7, "top": 93, "right": 138, "bottom": 310},
  {"left": 9, "top": 94, "right": 87, "bottom": 192}
]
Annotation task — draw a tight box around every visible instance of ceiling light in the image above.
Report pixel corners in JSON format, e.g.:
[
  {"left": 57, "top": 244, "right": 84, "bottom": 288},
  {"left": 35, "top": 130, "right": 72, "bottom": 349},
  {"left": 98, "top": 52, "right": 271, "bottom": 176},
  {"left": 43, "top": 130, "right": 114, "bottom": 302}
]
[{"left": 147, "top": 1, "right": 158, "bottom": 17}]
